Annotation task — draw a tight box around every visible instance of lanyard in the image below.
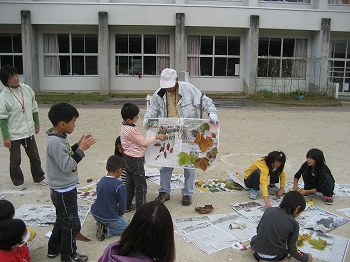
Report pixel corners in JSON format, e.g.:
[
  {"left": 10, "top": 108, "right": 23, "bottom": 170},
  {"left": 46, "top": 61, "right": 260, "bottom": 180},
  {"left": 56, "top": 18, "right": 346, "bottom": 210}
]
[{"left": 8, "top": 85, "right": 25, "bottom": 111}]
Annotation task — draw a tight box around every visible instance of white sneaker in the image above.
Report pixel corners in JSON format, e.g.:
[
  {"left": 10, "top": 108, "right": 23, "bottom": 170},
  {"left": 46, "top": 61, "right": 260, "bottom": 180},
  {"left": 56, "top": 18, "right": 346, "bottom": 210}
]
[
  {"left": 13, "top": 184, "right": 26, "bottom": 191},
  {"left": 35, "top": 179, "right": 48, "bottom": 186}
]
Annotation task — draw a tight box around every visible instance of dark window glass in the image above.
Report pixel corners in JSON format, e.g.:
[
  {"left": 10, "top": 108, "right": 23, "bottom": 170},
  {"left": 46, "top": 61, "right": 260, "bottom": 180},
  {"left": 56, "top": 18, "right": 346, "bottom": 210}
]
[
  {"left": 0, "top": 34, "right": 12, "bottom": 53},
  {"left": 215, "top": 37, "right": 227, "bottom": 55},
  {"left": 347, "top": 41, "right": 350, "bottom": 59},
  {"left": 116, "top": 56, "right": 129, "bottom": 75},
  {"left": 228, "top": 58, "right": 239, "bottom": 76},
  {"left": 72, "top": 34, "right": 84, "bottom": 53},
  {"left": 13, "top": 34, "right": 22, "bottom": 53},
  {"left": 86, "top": 56, "right": 97, "bottom": 75},
  {"left": 72, "top": 56, "right": 84, "bottom": 75},
  {"left": 258, "top": 38, "right": 269, "bottom": 56},
  {"left": 269, "top": 38, "right": 281, "bottom": 56},
  {"left": 334, "top": 40, "right": 346, "bottom": 58},
  {"left": 1, "top": 55, "right": 13, "bottom": 67},
  {"left": 129, "top": 35, "right": 141, "bottom": 53},
  {"left": 85, "top": 34, "right": 98, "bottom": 53},
  {"left": 283, "top": 38, "right": 295, "bottom": 57},
  {"left": 228, "top": 37, "right": 240, "bottom": 55},
  {"left": 144, "top": 35, "right": 156, "bottom": 54},
  {"left": 333, "top": 61, "right": 345, "bottom": 77},
  {"left": 14, "top": 55, "right": 23, "bottom": 74},
  {"left": 200, "top": 57, "right": 212, "bottom": 76},
  {"left": 268, "top": 58, "right": 281, "bottom": 77},
  {"left": 258, "top": 58, "right": 268, "bottom": 77},
  {"left": 58, "top": 34, "right": 70, "bottom": 53},
  {"left": 282, "top": 59, "right": 293, "bottom": 77},
  {"left": 144, "top": 56, "right": 156, "bottom": 75},
  {"left": 129, "top": 56, "right": 142, "bottom": 75},
  {"left": 59, "top": 56, "right": 70, "bottom": 75},
  {"left": 214, "top": 57, "right": 226, "bottom": 76},
  {"left": 201, "top": 36, "right": 213, "bottom": 55},
  {"left": 116, "top": 35, "right": 128, "bottom": 53}
]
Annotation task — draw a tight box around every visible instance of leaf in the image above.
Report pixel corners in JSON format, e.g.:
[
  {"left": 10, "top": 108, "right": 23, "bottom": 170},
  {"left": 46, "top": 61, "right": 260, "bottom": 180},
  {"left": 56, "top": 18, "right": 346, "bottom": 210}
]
[
  {"left": 206, "top": 147, "right": 218, "bottom": 159},
  {"left": 205, "top": 136, "right": 214, "bottom": 147},
  {"left": 307, "top": 237, "right": 327, "bottom": 250},
  {"left": 199, "top": 123, "right": 210, "bottom": 132},
  {"left": 194, "top": 157, "right": 210, "bottom": 171},
  {"left": 191, "top": 130, "right": 198, "bottom": 137},
  {"left": 194, "top": 132, "right": 210, "bottom": 152}
]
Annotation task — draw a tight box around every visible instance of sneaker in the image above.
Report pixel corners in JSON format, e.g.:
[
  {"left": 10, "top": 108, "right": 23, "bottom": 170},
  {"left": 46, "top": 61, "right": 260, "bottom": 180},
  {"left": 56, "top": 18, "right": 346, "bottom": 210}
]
[
  {"left": 195, "top": 204, "right": 213, "bottom": 214},
  {"left": 268, "top": 184, "right": 279, "bottom": 194},
  {"left": 61, "top": 253, "right": 88, "bottom": 262},
  {"left": 155, "top": 192, "right": 170, "bottom": 203},
  {"left": 182, "top": 195, "right": 192, "bottom": 206},
  {"left": 125, "top": 204, "right": 136, "bottom": 213},
  {"left": 249, "top": 189, "right": 258, "bottom": 200},
  {"left": 324, "top": 196, "right": 334, "bottom": 205},
  {"left": 0, "top": 193, "right": 5, "bottom": 199},
  {"left": 96, "top": 222, "right": 106, "bottom": 241},
  {"left": 35, "top": 178, "right": 48, "bottom": 186},
  {"left": 13, "top": 184, "right": 26, "bottom": 191},
  {"left": 47, "top": 253, "right": 59, "bottom": 258}
]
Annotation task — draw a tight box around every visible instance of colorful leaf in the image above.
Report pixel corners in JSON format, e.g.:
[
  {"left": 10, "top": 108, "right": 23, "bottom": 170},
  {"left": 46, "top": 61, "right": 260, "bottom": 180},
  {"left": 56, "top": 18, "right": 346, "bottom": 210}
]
[
  {"left": 307, "top": 237, "right": 327, "bottom": 250},
  {"left": 194, "top": 157, "right": 210, "bottom": 171}
]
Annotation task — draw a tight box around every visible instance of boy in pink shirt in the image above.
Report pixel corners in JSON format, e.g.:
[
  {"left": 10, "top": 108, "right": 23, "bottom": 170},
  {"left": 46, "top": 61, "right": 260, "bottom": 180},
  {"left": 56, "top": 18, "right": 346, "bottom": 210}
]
[{"left": 120, "top": 103, "right": 166, "bottom": 211}]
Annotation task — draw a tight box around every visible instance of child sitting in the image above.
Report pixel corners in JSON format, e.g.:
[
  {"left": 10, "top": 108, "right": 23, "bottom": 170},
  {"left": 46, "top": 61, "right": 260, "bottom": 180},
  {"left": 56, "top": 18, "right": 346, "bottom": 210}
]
[
  {"left": 250, "top": 191, "right": 312, "bottom": 262},
  {"left": 91, "top": 155, "right": 129, "bottom": 241},
  {"left": 0, "top": 218, "right": 31, "bottom": 262}
]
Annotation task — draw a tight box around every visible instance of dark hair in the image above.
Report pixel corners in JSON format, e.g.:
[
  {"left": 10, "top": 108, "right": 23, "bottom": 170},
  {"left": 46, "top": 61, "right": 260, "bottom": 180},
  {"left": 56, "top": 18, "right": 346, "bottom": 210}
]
[
  {"left": 106, "top": 155, "right": 125, "bottom": 173},
  {"left": 0, "top": 200, "right": 15, "bottom": 221},
  {"left": 306, "top": 148, "right": 326, "bottom": 173},
  {"left": 279, "top": 191, "right": 306, "bottom": 215},
  {"left": 264, "top": 151, "right": 286, "bottom": 176},
  {"left": 0, "top": 219, "right": 26, "bottom": 251},
  {"left": 48, "top": 102, "right": 79, "bottom": 126},
  {"left": 121, "top": 103, "right": 139, "bottom": 121},
  {"left": 114, "top": 136, "right": 122, "bottom": 156},
  {"left": 118, "top": 201, "right": 175, "bottom": 262},
  {"left": 0, "top": 65, "right": 18, "bottom": 86}
]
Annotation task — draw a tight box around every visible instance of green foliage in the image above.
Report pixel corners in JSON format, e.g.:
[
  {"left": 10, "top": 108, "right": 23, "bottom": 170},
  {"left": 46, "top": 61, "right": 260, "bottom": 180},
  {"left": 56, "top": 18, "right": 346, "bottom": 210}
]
[{"left": 290, "top": 89, "right": 307, "bottom": 96}]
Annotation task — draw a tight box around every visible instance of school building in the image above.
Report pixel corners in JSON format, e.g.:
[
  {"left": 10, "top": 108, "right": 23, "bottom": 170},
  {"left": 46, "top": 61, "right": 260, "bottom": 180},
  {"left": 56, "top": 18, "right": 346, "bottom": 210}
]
[{"left": 0, "top": 0, "right": 349, "bottom": 96}]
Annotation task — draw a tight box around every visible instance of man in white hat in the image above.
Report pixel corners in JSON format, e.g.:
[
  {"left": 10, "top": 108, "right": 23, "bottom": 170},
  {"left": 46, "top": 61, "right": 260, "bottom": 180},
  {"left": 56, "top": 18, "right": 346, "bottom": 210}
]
[{"left": 143, "top": 68, "right": 218, "bottom": 206}]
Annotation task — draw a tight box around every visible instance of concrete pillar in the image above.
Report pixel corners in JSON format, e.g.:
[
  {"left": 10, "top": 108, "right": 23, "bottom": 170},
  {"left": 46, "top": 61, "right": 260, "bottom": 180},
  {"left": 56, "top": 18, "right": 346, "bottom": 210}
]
[
  {"left": 309, "top": 18, "right": 330, "bottom": 92},
  {"left": 98, "top": 11, "right": 109, "bottom": 95},
  {"left": 21, "top": 10, "right": 39, "bottom": 92},
  {"left": 243, "top": 15, "right": 259, "bottom": 94},
  {"left": 175, "top": 13, "right": 185, "bottom": 73},
  {"left": 313, "top": 0, "right": 328, "bottom": 10}
]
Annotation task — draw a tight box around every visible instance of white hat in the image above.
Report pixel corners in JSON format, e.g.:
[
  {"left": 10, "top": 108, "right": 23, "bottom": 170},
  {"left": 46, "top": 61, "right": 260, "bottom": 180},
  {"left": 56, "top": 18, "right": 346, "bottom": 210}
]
[{"left": 160, "top": 68, "right": 177, "bottom": 88}]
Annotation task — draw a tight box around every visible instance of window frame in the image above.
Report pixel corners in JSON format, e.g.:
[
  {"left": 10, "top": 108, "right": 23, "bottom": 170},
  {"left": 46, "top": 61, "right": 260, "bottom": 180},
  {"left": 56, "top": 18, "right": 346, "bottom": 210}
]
[{"left": 0, "top": 33, "right": 23, "bottom": 74}]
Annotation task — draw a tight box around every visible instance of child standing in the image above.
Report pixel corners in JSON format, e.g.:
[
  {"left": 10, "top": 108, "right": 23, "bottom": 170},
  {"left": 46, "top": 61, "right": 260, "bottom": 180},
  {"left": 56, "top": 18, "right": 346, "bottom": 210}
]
[
  {"left": 250, "top": 191, "right": 312, "bottom": 262},
  {"left": 120, "top": 103, "right": 166, "bottom": 211},
  {"left": 293, "top": 148, "right": 335, "bottom": 205},
  {"left": 0, "top": 65, "right": 47, "bottom": 190},
  {"left": 114, "top": 136, "right": 127, "bottom": 184},
  {"left": 91, "top": 155, "right": 129, "bottom": 241},
  {"left": 0, "top": 218, "right": 31, "bottom": 262},
  {"left": 244, "top": 151, "right": 287, "bottom": 208},
  {"left": 46, "top": 102, "right": 95, "bottom": 262}
]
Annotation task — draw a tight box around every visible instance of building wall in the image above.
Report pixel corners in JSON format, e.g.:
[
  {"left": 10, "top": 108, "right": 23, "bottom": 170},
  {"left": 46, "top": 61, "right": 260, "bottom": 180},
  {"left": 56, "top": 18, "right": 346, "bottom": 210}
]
[{"left": 0, "top": 1, "right": 349, "bottom": 94}]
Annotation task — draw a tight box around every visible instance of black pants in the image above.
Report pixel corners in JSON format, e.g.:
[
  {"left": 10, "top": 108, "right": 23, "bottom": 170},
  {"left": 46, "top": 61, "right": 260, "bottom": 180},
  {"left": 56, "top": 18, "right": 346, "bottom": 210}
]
[
  {"left": 123, "top": 154, "right": 147, "bottom": 209},
  {"left": 48, "top": 188, "right": 81, "bottom": 261},
  {"left": 244, "top": 169, "right": 279, "bottom": 191}
]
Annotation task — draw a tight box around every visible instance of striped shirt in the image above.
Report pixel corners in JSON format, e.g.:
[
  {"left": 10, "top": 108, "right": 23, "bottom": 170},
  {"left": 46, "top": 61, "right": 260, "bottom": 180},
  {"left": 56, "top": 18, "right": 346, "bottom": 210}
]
[{"left": 120, "top": 123, "right": 156, "bottom": 158}]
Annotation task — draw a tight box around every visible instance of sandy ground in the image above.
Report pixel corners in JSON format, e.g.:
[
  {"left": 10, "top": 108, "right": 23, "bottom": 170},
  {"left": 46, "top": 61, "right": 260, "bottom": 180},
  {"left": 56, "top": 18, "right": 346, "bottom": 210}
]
[{"left": 1, "top": 103, "right": 350, "bottom": 262}]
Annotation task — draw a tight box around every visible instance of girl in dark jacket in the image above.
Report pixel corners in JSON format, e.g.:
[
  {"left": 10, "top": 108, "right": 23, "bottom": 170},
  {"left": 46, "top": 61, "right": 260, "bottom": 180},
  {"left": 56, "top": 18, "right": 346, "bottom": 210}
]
[{"left": 293, "top": 148, "right": 335, "bottom": 205}]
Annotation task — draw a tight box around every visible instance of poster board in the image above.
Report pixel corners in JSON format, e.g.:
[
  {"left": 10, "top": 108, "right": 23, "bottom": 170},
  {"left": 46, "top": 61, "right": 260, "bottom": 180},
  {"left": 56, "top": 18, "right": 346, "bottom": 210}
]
[{"left": 144, "top": 118, "right": 219, "bottom": 170}]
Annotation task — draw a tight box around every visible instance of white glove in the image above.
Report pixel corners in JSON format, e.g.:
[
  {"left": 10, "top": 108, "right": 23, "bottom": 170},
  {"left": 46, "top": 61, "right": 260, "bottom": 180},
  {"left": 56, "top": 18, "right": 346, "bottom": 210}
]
[
  {"left": 209, "top": 113, "right": 218, "bottom": 125},
  {"left": 143, "top": 118, "right": 149, "bottom": 130}
]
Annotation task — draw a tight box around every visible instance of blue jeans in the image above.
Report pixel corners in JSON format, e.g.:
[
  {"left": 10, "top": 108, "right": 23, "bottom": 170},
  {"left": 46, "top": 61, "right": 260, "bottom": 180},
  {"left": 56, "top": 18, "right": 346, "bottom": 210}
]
[
  {"left": 48, "top": 188, "right": 80, "bottom": 261},
  {"left": 93, "top": 216, "right": 129, "bottom": 237},
  {"left": 123, "top": 155, "right": 147, "bottom": 209},
  {"left": 159, "top": 166, "right": 196, "bottom": 196}
]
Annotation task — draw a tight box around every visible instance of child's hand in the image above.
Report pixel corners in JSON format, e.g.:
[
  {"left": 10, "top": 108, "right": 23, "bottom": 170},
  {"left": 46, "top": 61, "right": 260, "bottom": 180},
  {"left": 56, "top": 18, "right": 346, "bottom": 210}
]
[
  {"left": 276, "top": 188, "right": 284, "bottom": 197},
  {"left": 155, "top": 134, "right": 166, "bottom": 141},
  {"left": 78, "top": 134, "right": 96, "bottom": 151},
  {"left": 293, "top": 185, "right": 299, "bottom": 191},
  {"left": 308, "top": 252, "right": 313, "bottom": 261}
]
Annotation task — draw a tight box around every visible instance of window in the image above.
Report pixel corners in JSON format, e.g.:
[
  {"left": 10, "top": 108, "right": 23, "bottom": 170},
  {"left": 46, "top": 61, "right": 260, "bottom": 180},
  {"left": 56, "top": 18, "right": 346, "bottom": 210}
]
[
  {"left": 328, "top": 40, "right": 350, "bottom": 92},
  {"left": 262, "top": 0, "right": 310, "bottom": 3},
  {"left": 187, "top": 36, "right": 240, "bottom": 77},
  {"left": 43, "top": 34, "right": 98, "bottom": 76},
  {"left": 115, "top": 34, "right": 170, "bottom": 75},
  {"left": 258, "top": 38, "right": 307, "bottom": 78},
  {"left": 0, "top": 33, "right": 23, "bottom": 74}
]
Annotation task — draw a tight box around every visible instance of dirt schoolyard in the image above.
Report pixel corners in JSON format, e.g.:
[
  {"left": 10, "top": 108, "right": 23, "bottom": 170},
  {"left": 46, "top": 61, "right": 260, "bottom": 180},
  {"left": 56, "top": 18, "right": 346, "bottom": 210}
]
[{"left": 0, "top": 104, "right": 349, "bottom": 262}]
